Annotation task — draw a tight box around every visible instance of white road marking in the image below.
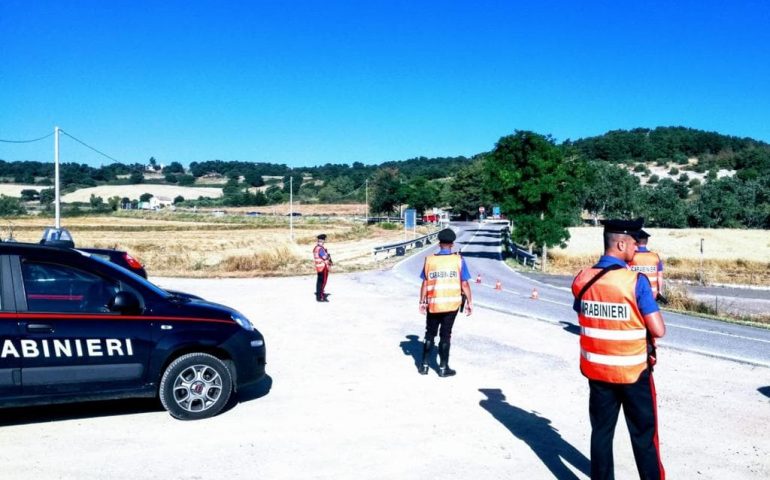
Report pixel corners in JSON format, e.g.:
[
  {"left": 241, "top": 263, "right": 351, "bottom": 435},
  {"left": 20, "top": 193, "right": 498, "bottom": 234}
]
[{"left": 668, "top": 322, "right": 770, "bottom": 344}]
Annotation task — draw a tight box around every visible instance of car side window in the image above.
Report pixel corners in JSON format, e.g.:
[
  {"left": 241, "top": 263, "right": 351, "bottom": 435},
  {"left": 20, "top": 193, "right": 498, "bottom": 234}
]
[{"left": 20, "top": 259, "right": 119, "bottom": 313}]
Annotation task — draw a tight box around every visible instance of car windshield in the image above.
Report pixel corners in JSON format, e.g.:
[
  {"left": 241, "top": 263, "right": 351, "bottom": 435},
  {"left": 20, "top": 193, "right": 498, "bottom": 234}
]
[{"left": 83, "top": 252, "right": 172, "bottom": 298}]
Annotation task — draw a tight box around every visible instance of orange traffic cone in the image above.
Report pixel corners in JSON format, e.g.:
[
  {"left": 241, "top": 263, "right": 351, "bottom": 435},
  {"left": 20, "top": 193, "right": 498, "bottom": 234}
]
[
  {"left": 475, "top": 274, "right": 482, "bottom": 284},
  {"left": 530, "top": 288, "right": 539, "bottom": 300},
  {"left": 495, "top": 280, "right": 502, "bottom": 291}
]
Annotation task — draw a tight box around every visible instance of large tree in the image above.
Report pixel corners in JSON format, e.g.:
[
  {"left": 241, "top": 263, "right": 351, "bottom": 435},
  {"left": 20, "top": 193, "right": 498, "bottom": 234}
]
[
  {"left": 369, "top": 168, "right": 403, "bottom": 215},
  {"left": 443, "top": 158, "right": 490, "bottom": 220},
  {"left": 485, "top": 131, "right": 580, "bottom": 268}
]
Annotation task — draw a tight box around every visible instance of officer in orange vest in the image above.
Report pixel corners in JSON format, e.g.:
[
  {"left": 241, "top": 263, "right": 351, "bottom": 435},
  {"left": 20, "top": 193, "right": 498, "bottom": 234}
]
[
  {"left": 418, "top": 228, "right": 473, "bottom": 377},
  {"left": 313, "top": 234, "right": 333, "bottom": 302},
  {"left": 571, "top": 218, "right": 666, "bottom": 480},
  {"left": 629, "top": 230, "right": 665, "bottom": 302}
]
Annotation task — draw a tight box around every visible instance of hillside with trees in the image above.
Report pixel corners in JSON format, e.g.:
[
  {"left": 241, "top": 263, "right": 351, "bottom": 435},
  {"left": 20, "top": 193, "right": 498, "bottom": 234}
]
[{"left": 1, "top": 127, "right": 768, "bottom": 231}]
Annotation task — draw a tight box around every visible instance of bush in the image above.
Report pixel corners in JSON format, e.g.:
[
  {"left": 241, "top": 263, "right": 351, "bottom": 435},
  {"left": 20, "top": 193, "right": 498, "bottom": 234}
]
[
  {"left": 0, "top": 195, "right": 26, "bottom": 216},
  {"left": 380, "top": 222, "right": 398, "bottom": 230},
  {"left": 668, "top": 167, "right": 680, "bottom": 175},
  {"left": 647, "top": 174, "right": 659, "bottom": 184}
]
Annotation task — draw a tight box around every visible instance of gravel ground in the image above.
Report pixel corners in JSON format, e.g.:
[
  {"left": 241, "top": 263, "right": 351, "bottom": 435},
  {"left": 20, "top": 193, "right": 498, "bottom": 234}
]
[{"left": 1, "top": 271, "right": 768, "bottom": 480}]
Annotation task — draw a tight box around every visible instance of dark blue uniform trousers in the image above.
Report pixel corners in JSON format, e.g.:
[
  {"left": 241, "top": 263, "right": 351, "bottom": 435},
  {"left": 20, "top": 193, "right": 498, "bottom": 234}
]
[{"left": 588, "top": 368, "right": 665, "bottom": 480}]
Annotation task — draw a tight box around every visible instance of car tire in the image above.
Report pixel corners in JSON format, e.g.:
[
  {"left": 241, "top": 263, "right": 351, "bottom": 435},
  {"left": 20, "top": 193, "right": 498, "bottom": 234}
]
[{"left": 159, "top": 353, "right": 233, "bottom": 420}]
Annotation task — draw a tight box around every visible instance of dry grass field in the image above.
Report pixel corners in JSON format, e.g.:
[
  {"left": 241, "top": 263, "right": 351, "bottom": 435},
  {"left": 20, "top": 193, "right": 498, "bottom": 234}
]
[
  {"left": 547, "top": 226, "right": 770, "bottom": 285},
  {"left": 60, "top": 185, "right": 223, "bottom": 202},
  {"left": 0, "top": 184, "right": 40, "bottom": 197},
  {"left": 2, "top": 212, "right": 424, "bottom": 277}
]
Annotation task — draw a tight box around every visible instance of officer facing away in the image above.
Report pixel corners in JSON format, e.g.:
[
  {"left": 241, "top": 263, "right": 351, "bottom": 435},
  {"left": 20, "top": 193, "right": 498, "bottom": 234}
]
[
  {"left": 418, "top": 228, "right": 473, "bottom": 377},
  {"left": 629, "top": 230, "right": 665, "bottom": 302},
  {"left": 572, "top": 218, "right": 666, "bottom": 480},
  {"left": 313, "top": 234, "right": 332, "bottom": 302}
]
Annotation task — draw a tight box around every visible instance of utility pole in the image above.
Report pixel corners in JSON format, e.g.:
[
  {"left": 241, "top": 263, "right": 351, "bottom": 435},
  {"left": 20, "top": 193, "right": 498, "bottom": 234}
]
[
  {"left": 289, "top": 175, "right": 294, "bottom": 241},
  {"left": 365, "top": 178, "right": 368, "bottom": 223},
  {"left": 54, "top": 126, "right": 61, "bottom": 228}
]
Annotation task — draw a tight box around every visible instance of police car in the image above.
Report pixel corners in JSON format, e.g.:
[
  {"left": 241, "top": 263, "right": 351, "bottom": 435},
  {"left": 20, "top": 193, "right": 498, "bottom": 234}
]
[{"left": 0, "top": 241, "right": 266, "bottom": 420}]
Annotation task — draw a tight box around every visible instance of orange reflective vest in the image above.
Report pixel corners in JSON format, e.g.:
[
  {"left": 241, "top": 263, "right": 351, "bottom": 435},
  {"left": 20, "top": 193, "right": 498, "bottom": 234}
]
[
  {"left": 629, "top": 251, "right": 662, "bottom": 297},
  {"left": 572, "top": 267, "right": 648, "bottom": 384},
  {"left": 423, "top": 254, "right": 463, "bottom": 313},
  {"left": 312, "top": 245, "right": 328, "bottom": 273}
]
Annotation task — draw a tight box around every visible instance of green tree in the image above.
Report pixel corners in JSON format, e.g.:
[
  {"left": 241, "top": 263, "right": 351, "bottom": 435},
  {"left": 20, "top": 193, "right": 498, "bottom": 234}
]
[
  {"left": 39, "top": 188, "right": 55, "bottom": 205},
  {"left": 107, "top": 196, "right": 121, "bottom": 211},
  {"left": 485, "top": 132, "right": 580, "bottom": 268},
  {"left": 244, "top": 171, "right": 265, "bottom": 188},
  {"left": 162, "top": 161, "right": 185, "bottom": 174},
  {"left": 443, "top": 159, "right": 490, "bottom": 219},
  {"left": 0, "top": 195, "right": 26, "bottom": 216},
  {"left": 174, "top": 195, "right": 185, "bottom": 204},
  {"left": 403, "top": 177, "right": 440, "bottom": 215},
  {"left": 129, "top": 171, "right": 144, "bottom": 184},
  {"left": 89, "top": 194, "right": 104, "bottom": 210},
  {"left": 369, "top": 168, "right": 403, "bottom": 215},
  {"left": 579, "top": 161, "right": 641, "bottom": 222},
  {"left": 177, "top": 174, "right": 196, "bottom": 186},
  {"left": 20, "top": 189, "right": 39, "bottom": 201},
  {"left": 139, "top": 193, "right": 153, "bottom": 202},
  {"left": 265, "top": 185, "right": 285, "bottom": 204}
]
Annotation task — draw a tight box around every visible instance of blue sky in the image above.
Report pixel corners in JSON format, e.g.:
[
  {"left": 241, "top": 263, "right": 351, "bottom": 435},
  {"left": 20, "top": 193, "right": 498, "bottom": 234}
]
[{"left": 1, "top": 1, "right": 769, "bottom": 168}]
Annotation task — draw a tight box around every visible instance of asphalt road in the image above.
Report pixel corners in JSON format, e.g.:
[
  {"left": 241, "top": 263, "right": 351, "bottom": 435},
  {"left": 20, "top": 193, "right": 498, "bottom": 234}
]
[{"left": 394, "top": 221, "right": 770, "bottom": 368}]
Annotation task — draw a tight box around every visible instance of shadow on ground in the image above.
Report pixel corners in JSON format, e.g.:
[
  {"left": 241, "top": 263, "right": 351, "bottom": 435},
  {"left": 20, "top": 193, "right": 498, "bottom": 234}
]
[
  {"left": 0, "top": 375, "right": 273, "bottom": 426},
  {"left": 559, "top": 321, "right": 581, "bottom": 336},
  {"left": 479, "top": 388, "right": 590, "bottom": 480},
  {"left": 0, "top": 397, "right": 164, "bottom": 426},
  {"left": 399, "top": 334, "right": 438, "bottom": 375}
]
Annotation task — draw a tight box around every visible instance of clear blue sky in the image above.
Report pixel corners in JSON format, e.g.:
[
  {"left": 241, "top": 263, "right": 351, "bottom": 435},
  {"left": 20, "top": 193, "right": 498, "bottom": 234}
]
[{"left": 2, "top": 1, "right": 769, "bottom": 168}]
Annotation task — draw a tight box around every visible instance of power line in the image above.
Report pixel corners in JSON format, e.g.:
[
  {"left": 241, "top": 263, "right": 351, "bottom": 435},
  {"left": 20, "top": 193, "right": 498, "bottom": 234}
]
[
  {"left": 0, "top": 132, "right": 54, "bottom": 143},
  {"left": 59, "top": 129, "right": 122, "bottom": 164}
]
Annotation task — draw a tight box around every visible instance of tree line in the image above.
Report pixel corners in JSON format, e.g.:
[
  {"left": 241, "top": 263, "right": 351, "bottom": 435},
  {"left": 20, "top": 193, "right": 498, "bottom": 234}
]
[{"left": 2, "top": 127, "right": 768, "bottom": 236}]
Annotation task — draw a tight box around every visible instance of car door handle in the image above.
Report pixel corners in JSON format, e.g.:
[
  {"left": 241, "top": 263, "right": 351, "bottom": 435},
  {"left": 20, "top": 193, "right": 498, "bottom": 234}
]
[{"left": 27, "top": 323, "right": 55, "bottom": 333}]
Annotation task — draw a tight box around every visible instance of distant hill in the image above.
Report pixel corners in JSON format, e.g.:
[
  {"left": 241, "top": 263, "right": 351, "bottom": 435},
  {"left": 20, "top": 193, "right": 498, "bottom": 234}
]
[{"left": 565, "top": 126, "right": 769, "bottom": 172}]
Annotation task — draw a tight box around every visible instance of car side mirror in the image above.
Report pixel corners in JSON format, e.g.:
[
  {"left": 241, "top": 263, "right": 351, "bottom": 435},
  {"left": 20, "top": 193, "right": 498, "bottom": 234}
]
[{"left": 108, "top": 291, "right": 142, "bottom": 315}]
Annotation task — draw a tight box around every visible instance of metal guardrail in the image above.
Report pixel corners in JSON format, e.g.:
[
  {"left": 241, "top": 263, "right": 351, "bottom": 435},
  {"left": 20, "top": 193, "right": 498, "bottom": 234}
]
[
  {"left": 372, "top": 230, "right": 441, "bottom": 259},
  {"left": 501, "top": 227, "right": 540, "bottom": 269}
]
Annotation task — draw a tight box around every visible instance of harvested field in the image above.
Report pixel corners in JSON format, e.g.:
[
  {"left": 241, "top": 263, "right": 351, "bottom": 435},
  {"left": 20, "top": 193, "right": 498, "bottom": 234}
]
[
  {"left": 0, "top": 184, "right": 40, "bottom": 197},
  {"left": 60, "top": 185, "right": 223, "bottom": 202},
  {"left": 546, "top": 227, "right": 770, "bottom": 285},
  {"left": 3, "top": 213, "right": 426, "bottom": 277}
]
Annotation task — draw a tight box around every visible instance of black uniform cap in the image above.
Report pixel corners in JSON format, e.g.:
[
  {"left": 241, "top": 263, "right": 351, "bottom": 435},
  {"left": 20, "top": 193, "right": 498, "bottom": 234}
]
[
  {"left": 317, "top": 234, "right": 327, "bottom": 240},
  {"left": 600, "top": 218, "right": 645, "bottom": 240},
  {"left": 637, "top": 229, "right": 651, "bottom": 239},
  {"left": 437, "top": 228, "right": 456, "bottom": 243}
]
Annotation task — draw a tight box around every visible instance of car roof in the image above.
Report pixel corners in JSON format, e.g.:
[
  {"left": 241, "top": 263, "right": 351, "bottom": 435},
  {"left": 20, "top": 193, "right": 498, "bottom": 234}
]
[{"left": 0, "top": 241, "right": 87, "bottom": 259}]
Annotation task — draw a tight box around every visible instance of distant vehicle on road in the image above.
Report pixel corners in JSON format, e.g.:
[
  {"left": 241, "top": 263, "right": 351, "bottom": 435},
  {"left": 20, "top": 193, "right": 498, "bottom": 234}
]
[{"left": 286, "top": 212, "right": 302, "bottom": 216}]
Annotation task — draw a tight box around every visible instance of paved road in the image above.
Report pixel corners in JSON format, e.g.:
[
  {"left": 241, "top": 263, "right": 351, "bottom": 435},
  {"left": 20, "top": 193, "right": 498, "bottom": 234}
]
[{"left": 395, "top": 221, "right": 770, "bottom": 367}]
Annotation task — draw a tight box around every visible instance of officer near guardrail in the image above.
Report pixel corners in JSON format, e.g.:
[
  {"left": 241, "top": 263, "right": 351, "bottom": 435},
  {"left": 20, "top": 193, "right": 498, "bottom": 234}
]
[
  {"left": 571, "top": 218, "right": 666, "bottom": 480},
  {"left": 418, "top": 228, "right": 473, "bottom": 377},
  {"left": 313, "top": 234, "right": 333, "bottom": 302},
  {"left": 629, "top": 230, "right": 666, "bottom": 303}
]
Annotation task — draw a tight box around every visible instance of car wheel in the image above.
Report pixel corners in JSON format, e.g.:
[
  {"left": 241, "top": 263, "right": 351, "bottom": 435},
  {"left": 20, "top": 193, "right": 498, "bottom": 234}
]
[{"left": 159, "top": 353, "right": 233, "bottom": 420}]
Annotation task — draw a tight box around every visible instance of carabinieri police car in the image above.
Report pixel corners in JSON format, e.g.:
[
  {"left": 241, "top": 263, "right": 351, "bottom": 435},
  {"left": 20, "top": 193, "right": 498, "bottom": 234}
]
[{"left": 0, "top": 241, "right": 266, "bottom": 420}]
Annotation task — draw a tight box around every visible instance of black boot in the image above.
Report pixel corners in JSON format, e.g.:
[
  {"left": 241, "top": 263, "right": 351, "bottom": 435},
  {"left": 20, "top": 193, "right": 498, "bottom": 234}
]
[
  {"left": 438, "top": 341, "right": 456, "bottom": 377},
  {"left": 419, "top": 340, "right": 433, "bottom": 375}
]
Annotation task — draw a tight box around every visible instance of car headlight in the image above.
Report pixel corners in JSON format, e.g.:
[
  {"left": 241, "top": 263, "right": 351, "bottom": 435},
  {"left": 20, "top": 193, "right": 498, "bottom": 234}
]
[{"left": 231, "top": 311, "right": 255, "bottom": 331}]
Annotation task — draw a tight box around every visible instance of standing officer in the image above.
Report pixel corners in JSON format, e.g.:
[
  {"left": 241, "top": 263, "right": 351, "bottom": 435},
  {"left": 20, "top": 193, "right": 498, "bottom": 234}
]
[
  {"left": 571, "top": 218, "right": 666, "bottom": 480},
  {"left": 313, "top": 234, "right": 332, "bottom": 302},
  {"left": 418, "top": 228, "right": 473, "bottom": 377},
  {"left": 629, "top": 230, "right": 665, "bottom": 302}
]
